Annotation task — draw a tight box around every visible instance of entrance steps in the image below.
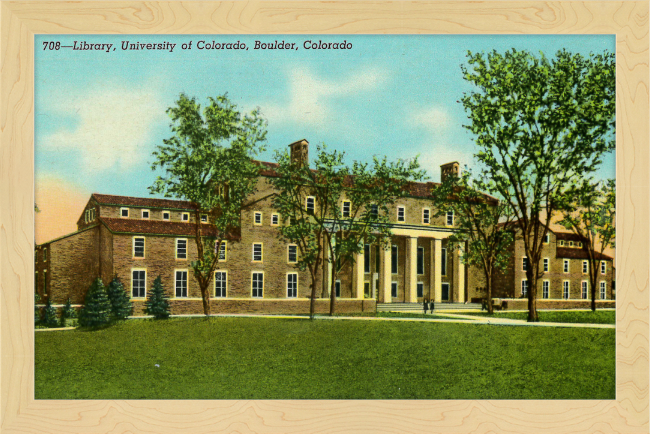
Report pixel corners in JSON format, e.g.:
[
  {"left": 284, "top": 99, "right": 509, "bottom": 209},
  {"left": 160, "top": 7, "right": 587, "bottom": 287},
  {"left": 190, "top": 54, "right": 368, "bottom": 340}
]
[{"left": 377, "top": 302, "right": 483, "bottom": 313}]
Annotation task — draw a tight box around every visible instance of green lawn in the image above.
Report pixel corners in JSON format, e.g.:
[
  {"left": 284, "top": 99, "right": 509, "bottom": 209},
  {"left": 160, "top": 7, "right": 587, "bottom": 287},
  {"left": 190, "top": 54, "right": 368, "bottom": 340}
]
[
  {"left": 464, "top": 310, "right": 616, "bottom": 324},
  {"left": 35, "top": 317, "right": 615, "bottom": 399}
]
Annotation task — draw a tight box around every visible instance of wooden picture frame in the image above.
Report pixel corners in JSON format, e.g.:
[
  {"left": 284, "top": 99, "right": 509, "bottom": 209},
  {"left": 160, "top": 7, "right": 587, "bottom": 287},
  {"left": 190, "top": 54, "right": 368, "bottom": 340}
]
[{"left": 1, "top": 2, "right": 647, "bottom": 433}]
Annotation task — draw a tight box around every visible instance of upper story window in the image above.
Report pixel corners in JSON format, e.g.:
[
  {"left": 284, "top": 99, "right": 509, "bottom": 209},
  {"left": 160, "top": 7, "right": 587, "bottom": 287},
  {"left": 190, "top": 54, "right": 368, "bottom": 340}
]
[
  {"left": 287, "top": 245, "right": 298, "bottom": 263},
  {"left": 422, "top": 209, "right": 430, "bottom": 225},
  {"left": 91, "top": 208, "right": 96, "bottom": 220},
  {"left": 133, "top": 237, "right": 145, "bottom": 258},
  {"left": 252, "top": 243, "right": 263, "bottom": 262},
  {"left": 176, "top": 238, "right": 187, "bottom": 259},
  {"left": 162, "top": 211, "right": 170, "bottom": 220},
  {"left": 417, "top": 247, "right": 424, "bottom": 275},
  {"left": 391, "top": 245, "right": 398, "bottom": 274},
  {"left": 254, "top": 212, "right": 262, "bottom": 225},
  {"left": 441, "top": 248, "right": 447, "bottom": 276},
  {"left": 342, "top": 201, "right": 351, "bottom": 218},
  {"left": 216, "top": 240, "right": 227, "bottom": 261},
  {"left": 569, "top": 241, "right": 574, "bottom": 247},
  {"left": 43, "top": 247, "right": 47, "bottom": 261},
  {"left": 364, "top": 244, "right": 370, "bottom": 273},
  {"left": 446, "top": 210, "right": 454, "bottom": 226},
  {"left": 522, "top": 257, "right": 529, "bottom": 271},
  {"left": 85, "top": 210, "right": 89, "bottom": 223},
  {"left": 543, "top": 233, "right": 549, "bottom": 244},
  {"left": 370, "top": 204, "right": 378, "bottom": 219},
  {"left": 543, "top": 258, "right": 549, "bottom": 272},
  {"left": 142, "top": 209, "right": 150, "bottom": 219},
  {"left": 120, "top": 207, "right": 129, "bottom": 218},
  {"left": 577, "top": 242, "right": 582, "bottom": 248},
  {"left": 563, "top": 259, "right": 569, "bottom": 273},
  {"left": 559, "top": 240, "right": 565, "bottom": 247},
  {"left": 397, "top": 206, "right": 405, "bottom": 222},
  {"left": 601, "top": 261, "right": 606, "bottom": 274},
  {"left": 582, "top": 260, "right": 588, "bottom": 274},
  {"left": 200, "top": 214, "right": 208, "bottom": 223},
  {"left": 271, "top": 214, "right": 279, "bottom": 226},
  {"left": 181, "top": 212, "right": 189, "bottom": 222},
  {"left": 306, "top": 197, "right": 315, "bottom": 213}
]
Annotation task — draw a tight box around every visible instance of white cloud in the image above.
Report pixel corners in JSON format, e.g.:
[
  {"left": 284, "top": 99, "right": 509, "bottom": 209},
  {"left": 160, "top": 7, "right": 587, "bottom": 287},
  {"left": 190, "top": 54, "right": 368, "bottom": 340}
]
[
  {"left": 42, "top": 83, "right": 166, "bottom": 173},
  {"left": 261, "top": 67, "right": 388, "bottom": 128},
  {"left": 409, "top": 105, "right": 452, "bottom": 132}
]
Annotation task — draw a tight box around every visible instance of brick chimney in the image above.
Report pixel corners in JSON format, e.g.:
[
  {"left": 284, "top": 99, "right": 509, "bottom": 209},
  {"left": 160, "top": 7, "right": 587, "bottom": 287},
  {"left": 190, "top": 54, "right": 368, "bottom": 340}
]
[
  {"left": 289, "top": 139, "right": 309, "bottom": 167},
  {"left": 440, "top": 161, "right": 460, "bottom": 182}
]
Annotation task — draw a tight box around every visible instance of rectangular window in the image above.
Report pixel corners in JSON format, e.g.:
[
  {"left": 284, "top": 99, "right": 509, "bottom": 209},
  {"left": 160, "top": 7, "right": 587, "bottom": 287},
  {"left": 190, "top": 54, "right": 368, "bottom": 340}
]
[
  {"left": 43, "top": 247, "right": 47, "bottom": 262},
  {"left": 162, "top": 211, "right": 170, "bottom": 220},
  {"left": 542, "top": 281, "right": 549, "bottom": 299},
  {"left": 132, "top": 270, "right": 146, "bottom": 298},
  {"left": 422, "top": 208, "right": 430, "bottom": 225},
  {"left": 364, "top": 282, "right": 371, "bottom": 298},
  {"left": 201, "top": 214, "right": 208, "bottom": 223},
  {"left": 335, "top": 280, "right": 341, "bottom": 298},
  {"left": 601, "top": 261, "right": 606, "bottom": 274},
  {"left": 85, "top": 210, "right": 89, "bottom": 223},
  {"left": 391, "top": 245, "right": 398, "bottom": 274},
  {"left": 543, "top": 233, "right": 549, "bottom": 244},
  {"left": 441, "top": 248, "right": 447, "bottom": 276},
  {"left": 569, "top": 241, "right": 574, "bottom": 247},
  {"left": 214, "top": 271, "right": 227, "bottom": 297},
  {"left": 287, "top": 273, "right": 298, "bottom": 298},
  {"left": 216, "top": 240, "right": 227, "bottom": 261},
  {"left": 563, "top": 281, "right": 570, "bottom": 300},
  {"left": 582, "top": 281, "right": 588, "bottom": 299},
  {"left": 364, "top": 244, "right": 370, "bottom": 273},
  {"left": 342, "top": 201, "right": 351, "bottom": 218},
  {"left": 133, "top": 237, "right": 145, "bottom": 258},
  {"left": 391, "top": 282, "right": 398, "bottom": 298},
  {"left": 417, "top": 247, "right": 424, "bottom": 275},
  {"left": 543, "top": 258, "right": 549, "bottom": 273},
  {"left": 142, "top": 209, "right": 150, "bottom": 219},
  {"left": 522, "top": 257, "right": 529, "bottom": 271},
  {"left": 90, "top": 208, "right": 95, "bottom": 221},
  {"left": 559, "top": 240, "right": 565, "bottom": 247},
  {"left": 375, "top": 245, "right": 380, "bottom": 272},
  {"left": 176, "top": 238, "right": 187, "bottom": 259},
  {"left": 563, "top": 259, "right": 569, "bottom": 273},
  {"left": 175, "top": 270, "right": 188, "bottom": 298},
  {"left": 181, "top": 212, "right": 189, "bottom": 222},
  {"left": 578, "top": 242, "right": 582, "bottom": 248},
  {"left": 288, "top": 245, "right": 298, "bottom": 263},
  {"left": 252, "top": 243, "right": 263, "bottom": 262},
  {"left": 43, "top": 270, "right": 47, "bottom": 295},
  {"left": 417, "top": 282, "right": 424, "bottom": 298},
  {"left": 254, "top": 212, "right": 262, "bottom": 225},
  {"left": 370, "top": 204, "right": 378, "bottom": 219},
  {"left": 121, "top": 207, "right": 129, "bottom": 218},
  {"left": 271, "top": 214, "right": 279, "bottom": 226},
  {"left": 521, "top": 280, "right": 528, "bottom": 297},
  {"left": 306, "top": 196, "right": 315, "bottom": 213},
  {"left": 397, "top": 206, "right": 405, "bottom": 222},
  {"left": 582, "top": 261, "right": 588, "bottom": 274},
  {"left": 600, "top": 281, "right": 607, "bottom": 299},
  {"left": 446, "top": 210, "right": 454, "bottom": 226},
  {"left": 252, "top": 272, "right": 264, "bottom": 298}
]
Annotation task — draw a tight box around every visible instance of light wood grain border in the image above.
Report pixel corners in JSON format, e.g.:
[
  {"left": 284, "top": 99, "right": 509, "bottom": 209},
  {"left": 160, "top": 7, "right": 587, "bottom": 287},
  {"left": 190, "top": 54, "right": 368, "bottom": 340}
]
[{"left": 1, "top": 2, "right": 647, "bottom": 433}]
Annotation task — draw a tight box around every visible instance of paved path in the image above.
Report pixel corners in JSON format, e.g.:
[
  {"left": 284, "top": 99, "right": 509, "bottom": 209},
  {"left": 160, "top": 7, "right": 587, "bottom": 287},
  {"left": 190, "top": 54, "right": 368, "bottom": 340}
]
[{"left": 35, "top": 312, "right": 615, "bottom": 331}]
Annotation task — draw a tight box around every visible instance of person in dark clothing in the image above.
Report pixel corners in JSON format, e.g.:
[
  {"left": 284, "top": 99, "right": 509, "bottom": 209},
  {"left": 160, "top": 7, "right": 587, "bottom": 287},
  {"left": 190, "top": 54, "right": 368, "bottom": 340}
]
[
  {"left": 429, "top": 300, "right": 434, "bottom": 313},
  {"left": 423, "top": 298, "right": 428, "bottom": 314}
]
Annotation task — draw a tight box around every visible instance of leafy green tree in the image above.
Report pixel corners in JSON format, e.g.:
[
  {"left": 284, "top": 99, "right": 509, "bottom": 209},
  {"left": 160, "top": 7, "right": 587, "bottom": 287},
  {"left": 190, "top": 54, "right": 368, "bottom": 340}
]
[
  {"left": 460, "top": 49, "right": 615, "bottom": 321},
  {"left": 558, "top": 179, "right": 615, "bottom": 311},
  {"left": 271, "top": 144, "right": 425, "bottom": 317},
  {"left": 431, "top": 169, "right": 515, "bottom": 313},
  {"left": 146, "top": 276, "right": 170, "bottom": 319},
  {"left": 78, "top": 278, "right": 112, "bottom": 328},
  {"left": 150, "top": 93, "right": 267, "bottom": 316},
  {"left": 60, "top": 298, "right": 77, "bottom": 327},
  {"left": 42, "top": 298, "right": 59, "bottom": 328},
  {"left": 34, "top": 291, "right": 41, "bottom": 325},
  {"left": 106, "top": 276, "right": 133, "bottom": 320}
]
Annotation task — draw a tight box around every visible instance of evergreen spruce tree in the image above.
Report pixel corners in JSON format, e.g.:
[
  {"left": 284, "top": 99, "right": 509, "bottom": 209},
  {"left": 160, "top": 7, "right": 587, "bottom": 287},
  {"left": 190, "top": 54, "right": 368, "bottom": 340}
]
[
  {"left": 106, "top": 276, "right": 133, "bottom": 321},
  {"left": 145, "top": 276, "right": 170, "bottom": 319},
  {"left": 60, "top": 298, "right": 77, "bottom": 327},
  {"left": 42, "top": 298, "right": 59, "bottom": 328},
  {"left": 78, "top": 278, "right": 112, "bottom": 328}
]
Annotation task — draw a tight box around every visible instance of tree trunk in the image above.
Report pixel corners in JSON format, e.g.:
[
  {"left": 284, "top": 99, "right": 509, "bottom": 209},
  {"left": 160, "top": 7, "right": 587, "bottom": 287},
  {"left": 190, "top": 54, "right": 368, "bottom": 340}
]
[
  {"left": 590, "top": 266, "right": 597, "bottom": 312},
  {"left": 486, "top": 271, "right": 494, "bottom": 315},
  {"left": 329, "top": 267, "right": 337, "bottom": 316},
  {"left": 200, "top": 285, "right": 211, "bottom": 316},
  {"left": 526, "top": 268, "right": 539, "bottom": 322}
]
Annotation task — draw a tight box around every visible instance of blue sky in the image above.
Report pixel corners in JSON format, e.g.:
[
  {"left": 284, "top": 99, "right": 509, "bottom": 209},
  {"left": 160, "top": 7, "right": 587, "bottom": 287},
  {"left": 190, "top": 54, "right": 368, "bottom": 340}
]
[{"left": 35, "top": 34, "right": 615, "bottom": 199}]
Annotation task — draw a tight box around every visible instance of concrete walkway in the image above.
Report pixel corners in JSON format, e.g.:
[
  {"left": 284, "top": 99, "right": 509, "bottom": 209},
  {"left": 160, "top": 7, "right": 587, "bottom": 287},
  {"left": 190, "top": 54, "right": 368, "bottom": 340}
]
[{"left": 34, "top": 311, "right": 615, "bottom": 331}]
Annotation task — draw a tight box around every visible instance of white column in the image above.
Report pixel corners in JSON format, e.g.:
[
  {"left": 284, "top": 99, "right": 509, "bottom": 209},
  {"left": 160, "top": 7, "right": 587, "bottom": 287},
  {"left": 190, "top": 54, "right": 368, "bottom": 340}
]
[
  {"left": 406, "top": 237, "right": 418, "bottom": 302},
  {"left": 353, "top": 250, "right": 364, "bottom": 299},
  {"left": 457, "top": 246, "right": 465, "bottom": 303},
  {"left": 433, "top": 238, "right": 442, "bottom": 303},
  {"left": 379, "top": 246, "right": 391, "bottom": 303}
]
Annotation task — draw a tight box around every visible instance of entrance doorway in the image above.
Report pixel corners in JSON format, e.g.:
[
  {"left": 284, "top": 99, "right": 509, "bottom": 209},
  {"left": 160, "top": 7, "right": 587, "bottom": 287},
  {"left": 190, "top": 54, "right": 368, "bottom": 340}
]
[{"left": 441, "top": 283, "right": 450, "bottom": 301}]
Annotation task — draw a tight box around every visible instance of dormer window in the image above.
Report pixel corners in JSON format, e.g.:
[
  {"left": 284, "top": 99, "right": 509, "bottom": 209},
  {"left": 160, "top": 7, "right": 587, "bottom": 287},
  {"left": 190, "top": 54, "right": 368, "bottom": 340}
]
[
  {"left": 142, "top": 209, "right": 150, "bottom": 219},
  {"left": 121, "top": 208, "right": 129, "bottom": 218},
  {"left": 569, "top": 241, "right": 574, "bottom": 247},
  {"left": 181, "top": 212, "right": 189, "bottom": 222},
  {"left": 559, "top": 240, "right": 565, "bottom": 247},
  {"left": 162, "top": 211, "right": 170, "bottom": 221},
  {"left": 200, "top": 214, "right": 208, "bottom": 223},
  {"left": 577, "top": 242, "right": 582, "bottom": 248},
  {"left": 90, "top": 208, "right": 95, "bottom": 221}
]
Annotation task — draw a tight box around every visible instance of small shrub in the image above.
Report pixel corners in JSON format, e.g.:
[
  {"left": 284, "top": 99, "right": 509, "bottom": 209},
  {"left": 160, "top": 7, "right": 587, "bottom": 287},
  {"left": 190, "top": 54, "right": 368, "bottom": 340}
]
[
  {"left": 145, "top": 276, "right": 170, "bottom": 319},
  {"left": 60, "top": 298, "right": 77, "bottom": 327},
  {"left": 42, "top": 298, "right": 59, "bottom": 328},
  {"left": 107, "top": 276, "right": 133, "bottom": 321},
  {"left": 78, "top": 278, "right": 112, "bottom": 328}
]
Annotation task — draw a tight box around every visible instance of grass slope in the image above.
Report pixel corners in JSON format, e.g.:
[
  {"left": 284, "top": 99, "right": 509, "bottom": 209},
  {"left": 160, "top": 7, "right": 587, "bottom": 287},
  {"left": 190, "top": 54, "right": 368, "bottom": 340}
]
[
  {"left": 35, "top": 317, "right": 614, "bottom": 399},
  {"left": 464, "top": 310, "right": 616, "bottom": 324}
]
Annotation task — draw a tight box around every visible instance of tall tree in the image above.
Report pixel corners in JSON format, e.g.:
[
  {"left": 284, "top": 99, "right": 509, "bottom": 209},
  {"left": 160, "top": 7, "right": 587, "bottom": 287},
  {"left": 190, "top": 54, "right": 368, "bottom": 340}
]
[
  {"left": 431, "top": 169, "right": 515, "bottom": 313},
  {"left": 460, "top": 49, "right": 615, "bottom": 321},
  {"left": 557, "top": 179, "right": 615, "bottom": 311},
  {"left": 150, "top": 94, "right": 267, "bottom": 316},
  {"left": 271, "top": 144, "right": 424, "bottom": 317}
]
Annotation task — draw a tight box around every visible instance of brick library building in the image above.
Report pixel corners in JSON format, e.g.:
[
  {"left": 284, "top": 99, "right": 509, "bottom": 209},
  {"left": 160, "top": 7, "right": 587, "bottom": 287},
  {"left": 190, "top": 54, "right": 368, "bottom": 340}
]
[{"left": 34, "top": 140, "right": 615, "bottom": 315}]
